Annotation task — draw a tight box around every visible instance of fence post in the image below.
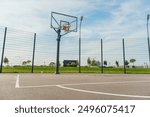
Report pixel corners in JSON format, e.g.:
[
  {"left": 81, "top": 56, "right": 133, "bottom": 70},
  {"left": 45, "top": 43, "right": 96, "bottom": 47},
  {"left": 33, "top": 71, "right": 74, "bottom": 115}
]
[
  {"left": 0, "top": 27, "right": 7, "bottom": 73},
  {"left": 101, "top": 39, "right": 103, "bottom": 73},
  {"left": 122, "top": 38, "right": 126, "bottom": 74},
  {"left": 31, "top": 33, "right": 36, "bottom": 73}
]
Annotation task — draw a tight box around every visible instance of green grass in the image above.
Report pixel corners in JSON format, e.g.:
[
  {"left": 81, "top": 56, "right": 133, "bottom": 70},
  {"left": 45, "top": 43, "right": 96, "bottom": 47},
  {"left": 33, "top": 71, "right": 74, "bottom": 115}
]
[
  {"left": 103, "top": 68, "right": 124, "bottom": 74},
  {"left": 126, "top": 68, "right": 150, "bottom": 74},
  {"left": 2, "top": 66, "right": 150, "bottom": 74},
  {"left": 3, "top": 66, "right": 32, "bottom": 73}
]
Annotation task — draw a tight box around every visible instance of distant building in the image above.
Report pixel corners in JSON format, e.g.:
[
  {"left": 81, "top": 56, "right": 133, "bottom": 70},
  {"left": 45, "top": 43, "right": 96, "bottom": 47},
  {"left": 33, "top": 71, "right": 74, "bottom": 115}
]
[{"left": 63, "top": 60, "right": 78, "bottom": 67}]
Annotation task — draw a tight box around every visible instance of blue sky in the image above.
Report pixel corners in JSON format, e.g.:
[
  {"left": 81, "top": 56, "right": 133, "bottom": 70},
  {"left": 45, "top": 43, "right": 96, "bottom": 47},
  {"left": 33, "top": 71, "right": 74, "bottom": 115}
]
[
  {"left": 0, "top": 0, "right": 149, "bottom": 36},
  {"left": 0, "top": 0, "right": 150, "bottom": 66}
]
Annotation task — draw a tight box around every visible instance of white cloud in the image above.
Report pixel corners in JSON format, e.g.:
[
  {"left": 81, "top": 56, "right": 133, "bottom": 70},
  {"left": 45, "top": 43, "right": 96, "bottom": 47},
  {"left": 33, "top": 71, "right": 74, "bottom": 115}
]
[
  {"left": 0, "top": 0, "right": 104, "bottom": 32},
  {"left": 80, "top": 0, "right": 150, "bottom": 40}
]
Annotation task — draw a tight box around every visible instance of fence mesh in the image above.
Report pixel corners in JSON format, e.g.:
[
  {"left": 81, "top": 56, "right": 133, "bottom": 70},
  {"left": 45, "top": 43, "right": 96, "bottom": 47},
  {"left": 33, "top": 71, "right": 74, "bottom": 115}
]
[
  {"left": 0, "top": 26, "right": 149, "bottom": 73},
  {"left": 125, "top": 38, "right": 148, "bottom": 67},
  {"left": 103, "top": 39, "right": 124, "bottom": 73}
]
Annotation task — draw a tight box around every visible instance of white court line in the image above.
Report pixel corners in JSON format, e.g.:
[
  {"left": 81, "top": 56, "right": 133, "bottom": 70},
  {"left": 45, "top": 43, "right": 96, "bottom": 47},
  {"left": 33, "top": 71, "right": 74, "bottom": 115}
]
[
  {"left": 62, "top": 80, "right": 150, "bottom": 86},
  {"left": 15, "top": 74, "right": 20, "bottom": 88},
  {"left": 19, "top": 80, "right": 150, "bottom": 88},
  {"left": 57, "top": 85, "right": 150, "bottom": 99},
  {"left": 18, "top": 80, "right": 150, "bottom": 98},
  {"left": 20, "top": 84, "right": 57, "bottom": 88}
]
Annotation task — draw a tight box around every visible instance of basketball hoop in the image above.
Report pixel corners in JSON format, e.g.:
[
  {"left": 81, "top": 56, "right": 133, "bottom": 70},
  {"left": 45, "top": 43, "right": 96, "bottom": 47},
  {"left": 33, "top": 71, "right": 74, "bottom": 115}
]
[
  {"left": 51, "top": 12, "right": 78, "bottom": 74},
  {"left": 62, "top": 23, "right": 70, "bottom": 32}
]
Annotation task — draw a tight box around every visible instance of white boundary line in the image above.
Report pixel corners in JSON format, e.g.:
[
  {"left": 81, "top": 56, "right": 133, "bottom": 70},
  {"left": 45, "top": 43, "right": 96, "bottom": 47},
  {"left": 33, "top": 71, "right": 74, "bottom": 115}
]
[
  {"left": 15, "top": 74, "right": 20, "bottom": 88},
  {"left": 57, "top": 85, "right": 150, "bottom": 99},
  {"left": 62, "top": 80, "right": 150, "bottom": 86},
  {"left": 18, "top": 80, "right": 150, "bottom": 98},
  {"left": 19, "top": 80, "right": 150, "bottom": 88},
  {"left": 20, "top": 84, "right": 57, "bottom": 89}
]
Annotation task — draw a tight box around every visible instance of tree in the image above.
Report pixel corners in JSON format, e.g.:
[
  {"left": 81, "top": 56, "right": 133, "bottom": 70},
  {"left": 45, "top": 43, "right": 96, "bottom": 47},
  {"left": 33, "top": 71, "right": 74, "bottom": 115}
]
[
  {"left": 22, "top": 61, "right": 27, "bottom": 66},
  {"left": 49, "top": 62, "right": 55, "bottom": 67},
  {"left": 4, "top": 57, "right": 9, "bottom": 66},
  {"left": 104, "top": 60, "right": 107, "bottom": 66},
  {"left": 130, "top": 59, "right": 136, "bottom": 67},
  {"left": 96, "top": 61, "right": 100, "bottom": 67},
  {"left": 87, "top": 57, "right": 91, "bottom": 66},
  {"left": 125, "top": 60, "right": 129, "bottom": 67},
  {"left": 22, "top": 60, "right": 31, "bottom": 66},
  {"left": 91, "top": 59, "right": 97, "bottom": 66},
  {"left": 27, "top": 60, "right": 31, "bottom": 65},
  {"left": 115, "top": 61, "right": 119, "bottom": 67}
]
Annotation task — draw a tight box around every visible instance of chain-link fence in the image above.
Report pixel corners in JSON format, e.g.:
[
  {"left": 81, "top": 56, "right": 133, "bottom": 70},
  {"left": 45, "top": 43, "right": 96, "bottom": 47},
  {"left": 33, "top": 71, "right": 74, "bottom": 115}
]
[{"left": 0, "top": 26, "right": 150, "bottom": 73}]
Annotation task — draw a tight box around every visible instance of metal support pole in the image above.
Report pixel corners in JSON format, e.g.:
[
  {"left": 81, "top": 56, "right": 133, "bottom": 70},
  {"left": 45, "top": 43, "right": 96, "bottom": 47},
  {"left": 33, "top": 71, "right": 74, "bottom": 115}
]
[
  {"left": 101, "top": 39, "right": 103, "bottom": 73},
  {"left": 122, "top": 38, "right": 126, "bottom": 74},
  {"left": 79, "top": 29, "right": 81, "bottom": 73},
  {"left": 56, "top": 29, "right": 61, "bottom": 74},
  {"left": 31, "top": 33, "right": 36, "bottom": 73},
  {"left": 79, "top": 16, "right": 83, "bottom": 73},
  {"left": 147, "top": 14, "right": 150, "bottom": 67},
  {"left": 0, "top": 27, "right": 7, "bottom": 73}
]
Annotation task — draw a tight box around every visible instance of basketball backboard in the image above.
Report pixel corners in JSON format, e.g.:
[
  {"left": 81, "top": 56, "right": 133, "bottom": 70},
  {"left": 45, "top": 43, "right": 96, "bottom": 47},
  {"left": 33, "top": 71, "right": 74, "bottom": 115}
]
[{"left": 51, "top": 12, "right": 78, "bottom": 35}]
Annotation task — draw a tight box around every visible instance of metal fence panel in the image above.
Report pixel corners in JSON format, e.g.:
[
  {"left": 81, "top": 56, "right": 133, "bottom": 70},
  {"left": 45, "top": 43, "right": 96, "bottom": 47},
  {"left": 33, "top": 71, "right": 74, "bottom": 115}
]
[
  {"left": 3, "top": 27, "right": 33, "bottom": 72},
  {"left": 0, "top": 26, "right": 149, "bottom": 73}
]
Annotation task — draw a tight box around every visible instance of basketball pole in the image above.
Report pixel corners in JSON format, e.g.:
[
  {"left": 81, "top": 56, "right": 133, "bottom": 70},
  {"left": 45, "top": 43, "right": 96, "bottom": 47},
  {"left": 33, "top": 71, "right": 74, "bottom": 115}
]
[
  {"left": 51, "top": 12, "right": 78, "bottom": 74},
  {"left": 56, "top": 29, "right": 61, "bottom": 74}
]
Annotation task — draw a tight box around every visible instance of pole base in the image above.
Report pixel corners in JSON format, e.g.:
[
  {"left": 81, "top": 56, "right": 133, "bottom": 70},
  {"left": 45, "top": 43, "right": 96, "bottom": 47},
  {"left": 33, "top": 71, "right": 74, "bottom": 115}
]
[{"left": 55, "top": 72, "right": 60, "bottom": 74}]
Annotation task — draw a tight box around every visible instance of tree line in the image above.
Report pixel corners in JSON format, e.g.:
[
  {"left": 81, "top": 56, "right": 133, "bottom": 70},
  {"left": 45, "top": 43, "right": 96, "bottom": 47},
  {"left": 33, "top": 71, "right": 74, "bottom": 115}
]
[
  {"left": 3, "top": 57, "right": 31, "bottom": 66},
  {"left": 2, "top": 56, "right": 137, "bottom": 68},
  {"left": 87, "top": 57, "right": 136, "bottom": 68}
]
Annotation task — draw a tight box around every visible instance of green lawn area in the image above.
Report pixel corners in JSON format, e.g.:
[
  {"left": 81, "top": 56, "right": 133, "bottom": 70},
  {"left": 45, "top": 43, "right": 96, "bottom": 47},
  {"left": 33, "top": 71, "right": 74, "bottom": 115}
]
[{"left": 2, "top": 66, "right": 150, "bottom": 74}]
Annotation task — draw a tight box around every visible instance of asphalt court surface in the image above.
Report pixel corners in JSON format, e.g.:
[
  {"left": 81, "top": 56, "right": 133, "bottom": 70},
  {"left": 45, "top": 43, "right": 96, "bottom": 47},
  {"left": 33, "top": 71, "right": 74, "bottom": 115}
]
[{"left": 0, "top": 73, "right": 150, "bottom": 100}]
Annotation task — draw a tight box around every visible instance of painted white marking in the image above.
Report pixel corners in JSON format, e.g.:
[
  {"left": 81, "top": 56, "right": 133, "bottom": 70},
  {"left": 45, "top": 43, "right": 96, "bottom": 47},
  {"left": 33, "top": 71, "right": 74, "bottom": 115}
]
[
  {"left": 15, "top": 74, "right": 20, "bottom": 88},
  {"left": 62, "top": 80, "right": 150, "bottom": 86},
  {"left": 57, "top": 85, "right": 150, "bottom": 99},
  {"left": 20, "top": 84, "right": 57, "bottom": 89},
  {"left": 18, "top": 80, "right": 150, "bottom": 98},
  {"left": 19, "top": 80, "right": 150, "bottom": 89}
]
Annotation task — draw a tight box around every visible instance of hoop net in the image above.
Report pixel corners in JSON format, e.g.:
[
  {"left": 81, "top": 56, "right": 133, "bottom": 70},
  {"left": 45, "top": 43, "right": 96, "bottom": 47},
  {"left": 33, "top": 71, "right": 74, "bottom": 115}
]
[{"left": 62, "top": 23, "right": 70, "bottom": 32}]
